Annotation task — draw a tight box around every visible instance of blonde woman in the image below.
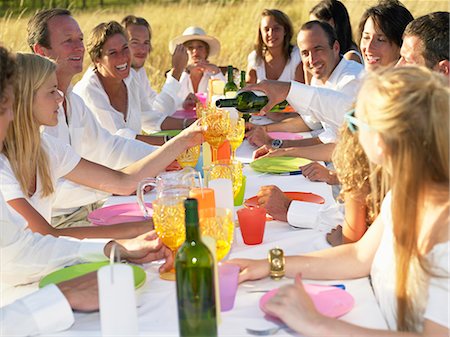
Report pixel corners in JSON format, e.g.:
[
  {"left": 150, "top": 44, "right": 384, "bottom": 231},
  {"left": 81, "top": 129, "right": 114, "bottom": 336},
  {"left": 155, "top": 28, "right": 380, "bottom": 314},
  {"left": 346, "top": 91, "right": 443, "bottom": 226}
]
[
  {"left": 1, "top": 53, "right": 203, "bottom": 239},
  {"left": 232, "top": 66, "right": 449, "bottom": 335}
]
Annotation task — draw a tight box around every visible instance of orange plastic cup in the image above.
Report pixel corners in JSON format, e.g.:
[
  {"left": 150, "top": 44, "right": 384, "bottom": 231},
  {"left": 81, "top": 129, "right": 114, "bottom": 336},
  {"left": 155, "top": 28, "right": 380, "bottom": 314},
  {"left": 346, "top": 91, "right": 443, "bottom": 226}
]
[
  {"left": 237, "top": 207, "right": 266, "bottom": 245},
  {"left": 190, "top": 188, "right": 216, "bottom": 217}
]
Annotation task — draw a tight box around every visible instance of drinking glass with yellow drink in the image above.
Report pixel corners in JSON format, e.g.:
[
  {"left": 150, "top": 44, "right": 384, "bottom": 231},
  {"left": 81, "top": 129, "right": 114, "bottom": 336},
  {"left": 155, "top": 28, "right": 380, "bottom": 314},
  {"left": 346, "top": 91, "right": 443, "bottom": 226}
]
[
  {"left": 202, "top": 109, "right": 230, "bottom": 162},
  {"left": 176, "top": 145, "right": 201, "bottom": 168},
  {"left": 152, "top": 187, "right": 190, "bottom": 281},
  {"left": 210, "top": 160, "right": 243, "bottom": 199},
  {"left": 227, "top": 118, "right": 245, "bottom": 159},
  {"left": 199, "top": 208, "right": 234, "bottom": 261}
]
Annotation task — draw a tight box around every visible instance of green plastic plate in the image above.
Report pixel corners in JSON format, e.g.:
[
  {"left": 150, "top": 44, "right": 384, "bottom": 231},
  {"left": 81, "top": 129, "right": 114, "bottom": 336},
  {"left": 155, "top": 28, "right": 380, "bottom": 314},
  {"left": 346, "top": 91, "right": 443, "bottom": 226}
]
[
  {"left": 39, "top": 261, "right": 146, "bottom": 289},
  {"left": 150, "top": 130, "right": 182, "bottom": 137},
  {"left": 250, "top": 156, "right": 311, "bottom": 174}
]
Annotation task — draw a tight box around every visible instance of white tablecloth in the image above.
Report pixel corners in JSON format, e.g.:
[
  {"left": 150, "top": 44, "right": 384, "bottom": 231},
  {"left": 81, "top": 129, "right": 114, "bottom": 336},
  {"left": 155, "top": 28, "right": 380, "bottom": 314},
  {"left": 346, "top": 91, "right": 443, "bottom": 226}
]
[{"left": 45, "top": 138, "right": 387, "bottom": 336}]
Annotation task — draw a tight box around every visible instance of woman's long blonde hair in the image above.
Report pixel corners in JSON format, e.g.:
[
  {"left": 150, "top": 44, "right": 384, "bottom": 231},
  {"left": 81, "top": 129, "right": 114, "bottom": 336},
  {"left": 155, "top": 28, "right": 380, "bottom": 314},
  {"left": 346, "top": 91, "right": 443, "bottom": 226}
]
[
  {"left": 2, "top": 53, "right": 56, "bottom": 197},
  {"left": 357, "top": 66, "right": 449, "bottom": 331}
]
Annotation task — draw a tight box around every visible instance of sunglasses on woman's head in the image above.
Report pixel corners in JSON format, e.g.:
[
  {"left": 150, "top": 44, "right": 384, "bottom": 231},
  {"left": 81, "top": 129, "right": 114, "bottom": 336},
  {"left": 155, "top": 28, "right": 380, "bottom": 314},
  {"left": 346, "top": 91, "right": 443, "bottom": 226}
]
[{"left": 344, "top": 109, "right": 372, "bottom": 133}]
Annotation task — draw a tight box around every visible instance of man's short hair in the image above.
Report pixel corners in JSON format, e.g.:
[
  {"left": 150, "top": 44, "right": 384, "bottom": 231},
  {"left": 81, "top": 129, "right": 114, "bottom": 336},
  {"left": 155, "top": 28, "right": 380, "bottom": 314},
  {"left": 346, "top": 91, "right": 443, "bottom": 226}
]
[
  {"left": 121, "top": 15, "right": 151, "bottom": 32},
  {"left": 27, "top": 8, "right": 72, "bottom": 51},
  {"left": 300, "top": 20, "right": 338, "bottom": 49},
  {"left": 404, "top": 11, "right": 449, "bottom": 68}
]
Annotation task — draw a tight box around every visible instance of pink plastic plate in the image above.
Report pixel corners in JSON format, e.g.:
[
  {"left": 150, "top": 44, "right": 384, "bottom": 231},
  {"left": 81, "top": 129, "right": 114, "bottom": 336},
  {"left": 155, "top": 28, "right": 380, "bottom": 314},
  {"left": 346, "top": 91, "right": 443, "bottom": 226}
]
[
  {"left": 268, "top": 132, "right": 303, "bottom": 141},
  {"left": 260, "top": 284, "right": 354, "bottom": 318},
  {"left": 88, "top": 203, "right": 153, "bottom": 226},
  {"left": 172, "top": 109, "right": 197, "bottom": 119}
]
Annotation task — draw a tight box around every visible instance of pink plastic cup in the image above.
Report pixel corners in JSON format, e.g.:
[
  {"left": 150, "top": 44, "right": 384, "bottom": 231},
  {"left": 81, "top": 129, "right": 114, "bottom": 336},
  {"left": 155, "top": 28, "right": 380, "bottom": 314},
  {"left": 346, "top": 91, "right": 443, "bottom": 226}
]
[
  {"left": 218, "top": 263, "right": 240, "bottom": 311},
  {"left": 195, "top": 92, "right": 207, "bottom": 106},
  {"left": 237, "top": 207, "right": 267, "bottom": 245}
]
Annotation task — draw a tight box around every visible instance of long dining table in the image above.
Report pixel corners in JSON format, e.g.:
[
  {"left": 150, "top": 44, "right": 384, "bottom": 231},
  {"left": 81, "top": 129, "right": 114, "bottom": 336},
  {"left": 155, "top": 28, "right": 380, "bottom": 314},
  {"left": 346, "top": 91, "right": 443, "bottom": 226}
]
[{"left": 43, "top": 136, "right": 387, "bottom": 336}]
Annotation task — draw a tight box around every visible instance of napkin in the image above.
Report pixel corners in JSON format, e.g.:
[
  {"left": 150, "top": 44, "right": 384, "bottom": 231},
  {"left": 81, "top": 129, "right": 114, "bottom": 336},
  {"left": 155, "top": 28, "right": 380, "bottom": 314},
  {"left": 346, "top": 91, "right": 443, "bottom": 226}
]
[
  {"left": 250, "top": 157, "right": 311, "bottom": 174},
  {"left": 287, "top": 200, "right": 323, "bottom": 229}
]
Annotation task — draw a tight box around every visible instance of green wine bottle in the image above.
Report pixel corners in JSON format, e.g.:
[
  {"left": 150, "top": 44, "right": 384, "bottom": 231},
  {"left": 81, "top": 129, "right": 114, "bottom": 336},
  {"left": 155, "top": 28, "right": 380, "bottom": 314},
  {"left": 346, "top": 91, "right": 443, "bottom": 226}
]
[
  {"left": 239, "top": 70, "right": 246, "bottom": 89},
  {"left": 175, "top": 198, "right": 217, "bottom": 337},
  {"left": 215, "top": 90, "right": 289, "bottom": 113},
  {"left": 223, "top": 65, "right": 238, "bottom": 98},
  {"left": 238, "top": 71, "right": 251, "bottom": 122}
]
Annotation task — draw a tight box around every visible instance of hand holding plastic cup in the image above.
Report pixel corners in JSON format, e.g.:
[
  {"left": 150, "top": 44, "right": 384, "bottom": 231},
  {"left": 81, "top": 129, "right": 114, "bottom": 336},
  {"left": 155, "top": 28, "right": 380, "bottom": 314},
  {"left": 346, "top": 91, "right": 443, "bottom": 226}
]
[
  {"left": 237, "top": 206, "right": 266, "bottom": 245},
  {"left": 218, "top": 263, "right": 240, "bottom": 311}
]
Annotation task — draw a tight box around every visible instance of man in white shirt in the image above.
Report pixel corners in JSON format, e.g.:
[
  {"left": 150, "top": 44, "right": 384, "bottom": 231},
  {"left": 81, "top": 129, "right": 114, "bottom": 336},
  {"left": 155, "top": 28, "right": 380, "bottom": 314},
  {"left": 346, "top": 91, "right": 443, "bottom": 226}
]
[
  {"left": 247, "top": 21, "right": 363, "bottom": 159},
  {"left": 0, "top": 193, "right": 173, "bottom": 336},
  {"left": 252, "top": 14, "right": 450, "bottom": 228},
  {"left": 25, "top": 9, "right": 186, "bottom": 227}
]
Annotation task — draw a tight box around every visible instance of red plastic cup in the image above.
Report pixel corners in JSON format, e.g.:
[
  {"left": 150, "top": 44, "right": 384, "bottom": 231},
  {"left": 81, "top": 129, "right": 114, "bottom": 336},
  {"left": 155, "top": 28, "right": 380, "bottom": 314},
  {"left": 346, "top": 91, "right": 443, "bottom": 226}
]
[{"left": 237, "top": 207, "right": 266, "bottom": 245}]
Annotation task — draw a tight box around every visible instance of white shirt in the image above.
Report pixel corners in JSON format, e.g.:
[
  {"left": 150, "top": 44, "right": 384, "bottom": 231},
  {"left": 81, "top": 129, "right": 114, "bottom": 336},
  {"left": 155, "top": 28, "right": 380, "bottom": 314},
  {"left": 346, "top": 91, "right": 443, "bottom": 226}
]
[
  {"left": 303, "top": 58, "right": 364, "bottom": 135},
  {"left": 286, "top": 71, "right": 357, "bottom": 144},
  {"left": 0, "top": 191, "right": 108, "bottom": 335},
  {"left": 133, "top": 67, "right": 180, "bottom": 116},
  {"left": 371, "top": 192, "right": 449, "bottom": 331},
  {"left": 247, "top": 46, "right": 301, "bottom": 83},
  {"left": 43, "top": 89, "right": 156, "bottom": 215},
  {"left": 73, "top": 67, "right": 167, "bottom": 137},
  {"left": 1, "top": 285, "right": 74, "bottom": 337},
  {"left": 176, "top": 70, "right": 226, "bottom": 109},
  {"left": 0, "top": 133, "right": 81, "bottom": 223}
]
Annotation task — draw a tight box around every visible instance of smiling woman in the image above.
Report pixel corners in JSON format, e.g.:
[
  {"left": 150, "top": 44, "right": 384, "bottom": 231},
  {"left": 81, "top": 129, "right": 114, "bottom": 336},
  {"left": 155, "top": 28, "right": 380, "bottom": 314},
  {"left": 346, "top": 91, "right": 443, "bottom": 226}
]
[
  {"left": 247, "top": 8, "right": 304, "bottom": 84},
  {"left": 73, "top": 20, "right": 192, "bottom": 139}
]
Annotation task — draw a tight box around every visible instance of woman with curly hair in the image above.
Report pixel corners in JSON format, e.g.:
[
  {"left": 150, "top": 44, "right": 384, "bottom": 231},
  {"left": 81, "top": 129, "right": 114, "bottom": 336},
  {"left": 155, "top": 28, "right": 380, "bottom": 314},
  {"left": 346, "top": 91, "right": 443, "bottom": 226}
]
[{"left": 326, "top": 125, "right": 384, "bottom": 246}]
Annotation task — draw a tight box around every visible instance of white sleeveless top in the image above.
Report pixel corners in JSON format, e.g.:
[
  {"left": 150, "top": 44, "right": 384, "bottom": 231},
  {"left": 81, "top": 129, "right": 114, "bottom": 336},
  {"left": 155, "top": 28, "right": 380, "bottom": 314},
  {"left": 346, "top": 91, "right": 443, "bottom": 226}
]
[
  {"left": 247, "top": 46, "right": 301, "bottom": 83},
  {"left": 371, "top": 191, "right": 449, "bottom": 331}
]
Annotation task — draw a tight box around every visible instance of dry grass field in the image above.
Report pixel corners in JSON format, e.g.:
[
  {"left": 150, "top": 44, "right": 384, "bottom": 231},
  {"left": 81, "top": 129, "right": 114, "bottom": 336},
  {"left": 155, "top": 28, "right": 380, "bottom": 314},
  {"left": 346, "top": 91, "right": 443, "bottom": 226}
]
[{"left": 0, "top": 0, "right": 448, "bottom": 90}]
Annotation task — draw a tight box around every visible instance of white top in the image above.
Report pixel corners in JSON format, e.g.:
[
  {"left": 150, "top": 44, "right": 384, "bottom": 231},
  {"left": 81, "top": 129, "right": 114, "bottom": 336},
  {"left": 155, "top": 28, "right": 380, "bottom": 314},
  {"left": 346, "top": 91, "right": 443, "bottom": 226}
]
[
  {"left": 176, "top": 70, "right": 226, "bottom": 110},
  {"left": 0, "top": 133, "right": 81, "bottom": 222},
  {"left": 43, "top": 90, "right": 156, "bottom": 216},
  {"left": 303, "top": 58, "right": 363, "bottom": 133},
  {"left": 247, "top": 46, "right": 301, "bottom": 83},
  {"left": 1, "top": 284, "right": 74, "bottom": 337},
  {"left": 0, "top": 189, "right": 108, "bottom": 293},
  {"left": 286, "top": 59, "right": 361, "bottom": 144},
  {"left": 73, "top": 67, "right": 166, "bottom": 137},
  {"left": 0, "top": 190, "right": 108, "bottom": 335},
  {"left": 371, "top": 192, "right": 450, "bottom": 331},
  {"left": 133, "top": 67, "right": 180, "bottom": 116}
]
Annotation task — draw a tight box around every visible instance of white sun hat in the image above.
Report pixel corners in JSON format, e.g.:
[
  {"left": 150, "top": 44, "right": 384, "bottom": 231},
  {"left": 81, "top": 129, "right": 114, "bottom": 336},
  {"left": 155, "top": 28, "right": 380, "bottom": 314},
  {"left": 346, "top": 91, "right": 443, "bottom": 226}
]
[{"left": 169, "top": 26, "right": 221, "bottom": 57}]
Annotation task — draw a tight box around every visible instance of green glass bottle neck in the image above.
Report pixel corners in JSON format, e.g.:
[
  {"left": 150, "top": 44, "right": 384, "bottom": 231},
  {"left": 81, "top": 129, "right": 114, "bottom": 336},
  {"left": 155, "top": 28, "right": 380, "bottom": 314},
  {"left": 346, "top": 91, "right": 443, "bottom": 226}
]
[
  {"left": 227, "top": 66, "right": 233, "bottom": 83},
  {"left": 184, "top": 198, "right": 201, "bottom": 241},
  {"left": 215, "top": 98, "right": 237, "bottom": 108}
]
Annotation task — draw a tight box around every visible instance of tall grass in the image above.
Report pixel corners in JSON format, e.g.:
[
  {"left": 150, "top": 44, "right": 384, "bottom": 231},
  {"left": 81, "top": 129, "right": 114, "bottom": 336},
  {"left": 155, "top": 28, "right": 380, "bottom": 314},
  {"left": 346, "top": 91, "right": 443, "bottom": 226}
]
[{"left": 1, "top": 0, "right": 448, "bottom": 89}]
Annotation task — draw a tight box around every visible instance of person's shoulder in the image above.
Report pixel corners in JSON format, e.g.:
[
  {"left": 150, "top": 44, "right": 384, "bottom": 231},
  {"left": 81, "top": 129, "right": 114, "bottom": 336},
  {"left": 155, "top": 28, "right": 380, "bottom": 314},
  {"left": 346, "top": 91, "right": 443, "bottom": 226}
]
[
  {"left": 340, "top": 57, "right": 364, "bottom": 74},
  {"left": 73, "top": 67, "right": 99, "bottom": 93},
  {"left": 247, "top": 50, "right": 259, "bottom": 66}
]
